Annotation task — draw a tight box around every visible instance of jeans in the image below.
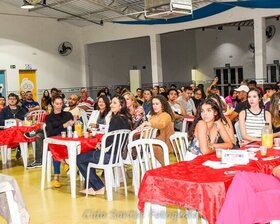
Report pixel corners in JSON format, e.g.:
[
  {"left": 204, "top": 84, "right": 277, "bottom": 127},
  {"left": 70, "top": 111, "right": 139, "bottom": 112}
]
[
  {"left": 77, "top": 150, "right": 113, "bottom": 191},
  {"left": 35, "top": 129, "right": 60, "bottom": 174}
]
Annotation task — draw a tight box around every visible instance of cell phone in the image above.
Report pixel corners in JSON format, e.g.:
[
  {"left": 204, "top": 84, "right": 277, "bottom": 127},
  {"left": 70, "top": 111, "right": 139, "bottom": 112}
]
[{"left": 224, "top": 170, "right": 241, "bottom": 175}]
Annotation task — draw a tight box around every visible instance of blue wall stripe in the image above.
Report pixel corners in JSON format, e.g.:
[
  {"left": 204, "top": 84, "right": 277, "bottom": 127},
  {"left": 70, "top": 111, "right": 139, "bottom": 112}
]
[{"left": 114, "top": 0, "right": 280, "bottom": 25}]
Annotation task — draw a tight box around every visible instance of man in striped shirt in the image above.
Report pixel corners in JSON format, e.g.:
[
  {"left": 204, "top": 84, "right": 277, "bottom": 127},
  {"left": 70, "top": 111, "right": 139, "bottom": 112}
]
[{"left": 78, "top": 87, "right": 94, "bottom": 118}]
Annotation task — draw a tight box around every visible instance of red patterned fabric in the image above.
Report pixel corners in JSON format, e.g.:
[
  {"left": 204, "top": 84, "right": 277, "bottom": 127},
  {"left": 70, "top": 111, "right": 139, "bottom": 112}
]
[
  {"left": 137, "top": 151, "right": 280, "bottom": 224},
  {"left": 48, "top": 134, "right": 103, "bottom": 161},
  {"left": 0, "top": 124, "right": 42, "bottom": 147}
]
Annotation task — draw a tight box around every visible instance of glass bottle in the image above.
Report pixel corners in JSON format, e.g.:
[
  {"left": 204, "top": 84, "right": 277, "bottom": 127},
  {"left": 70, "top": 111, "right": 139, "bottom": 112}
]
[
  {"left": 261, "top": 123, "right": 273, "bottom": 148},
  {"left": 74, "top": 120, "right": 83, "bottom": 137}
]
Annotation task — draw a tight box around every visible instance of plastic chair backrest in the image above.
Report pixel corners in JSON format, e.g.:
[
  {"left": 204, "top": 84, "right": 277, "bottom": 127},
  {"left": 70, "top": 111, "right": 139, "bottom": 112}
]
[
  {"left": 26, "top": 110, "right": 47, "bottom": 122},
  {"left": 234, "top": 121, "right": 242, "bottom": 142},
  {"left": 127, "top": 139, "right": 169, "bottom": 179},
  {"left": 128, "top": 127, "right": 158, "bottom": 144},
  {"left": 97, "top": 129, "right": 130, "bottom": 166},
  {"left": 79, "top": 108, "right": 88, "bottom": 131},
  {"left": 169, "top": 132, "right": 189, "bottom": 162}
]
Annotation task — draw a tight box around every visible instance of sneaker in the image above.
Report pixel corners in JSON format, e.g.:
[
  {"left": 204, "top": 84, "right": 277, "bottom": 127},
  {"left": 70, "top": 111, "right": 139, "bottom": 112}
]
[
  {"left": 27, "top": 161, "right": 42, "bottom": 169},
  {"left": 52, "top": 180, "right": 61, "bottom": 188},
  {"left": 15, "top": 148, "right": 21, "bottom": 160},
  {"left": 63, "top": 163, "right": 69, "bottom": 173},
  {"left": 24, "top": 130, "right": 37, "bottom": 139}
]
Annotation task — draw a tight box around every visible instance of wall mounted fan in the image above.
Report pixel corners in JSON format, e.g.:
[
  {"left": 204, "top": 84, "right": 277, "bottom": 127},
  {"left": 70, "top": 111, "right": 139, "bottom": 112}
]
[{"left": 58, "top": 42, "right": 73, "bottom": 56}]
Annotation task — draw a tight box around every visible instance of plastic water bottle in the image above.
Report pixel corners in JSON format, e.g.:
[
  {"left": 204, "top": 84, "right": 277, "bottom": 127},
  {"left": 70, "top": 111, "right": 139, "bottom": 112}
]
[
  {"left": 261, "top": 123, "right": 273, "bottom": 148},
  {"left": 67, "top": 125, "right": 72, "bottom": 138}
]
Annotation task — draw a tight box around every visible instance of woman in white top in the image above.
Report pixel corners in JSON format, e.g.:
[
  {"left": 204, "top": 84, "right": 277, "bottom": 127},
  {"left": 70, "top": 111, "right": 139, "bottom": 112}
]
[
  {"left": 87, "top": 95, "right": 111, "bottom": 129},
  {"left": 239, "top": 88, "right": 271, "bottom": 143}
]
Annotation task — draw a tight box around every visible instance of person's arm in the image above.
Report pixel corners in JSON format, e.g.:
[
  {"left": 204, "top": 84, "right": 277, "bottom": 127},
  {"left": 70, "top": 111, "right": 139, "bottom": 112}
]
[
  {"left": 196, "top": 120, "right": 214, "bottom": 155},
  {"left": 176, "top": 101, "right": 187, "bottom": 117},
  {"left": 212, "top": 120, "right": 233, "bottom": 149},
  {"left": 272, "top": 165, "right": 280, "bottom": 179},
  {"left": 239, "top": 110, "right": 260, "bottom": 142},
  {"left": 149, "top": 113, "right": 171, "bottom": 130},
  {"left": 28, "top": 105, "right": 40, "bottom": 112},
  {"left": 265, "top": 111, "right": 272, "bottom": 129},
  {"left": 225, "top": 117, "right": 236, "bottom": 144},
  {"left": 229, "top": 111, "right": 238, "bottom": 121}
]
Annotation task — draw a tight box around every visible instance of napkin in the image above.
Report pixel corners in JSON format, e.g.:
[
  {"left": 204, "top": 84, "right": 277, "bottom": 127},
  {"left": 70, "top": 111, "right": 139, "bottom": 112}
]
[{"left": 202, "top": 160, "right": 233, "bottom": 169}]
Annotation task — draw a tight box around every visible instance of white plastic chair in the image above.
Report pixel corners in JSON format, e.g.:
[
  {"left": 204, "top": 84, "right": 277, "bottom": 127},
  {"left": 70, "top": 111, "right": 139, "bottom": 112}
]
[
  {"left": 169, "top": 132, "right": 197, "bottom": 162},
  {"left": 26, "top": 109, "right": 47, "bottom": 123},
  {"left": 124, "top": 127, "right": 157, "bottom": 195},
  {"left": 85, "top": 129, "right": 130, "bottom": 201},
  {"left": 234, "top": 121, "right": 242, "bottom": 142},
  {"left": 79, "top": 108, "right": 88, "bottom": 131},
  {"left": 128, "top": 139, "right": 169, "bottom": 224},
  {"left": 128, "top": 139, "right": 169, "bottom": 196}
]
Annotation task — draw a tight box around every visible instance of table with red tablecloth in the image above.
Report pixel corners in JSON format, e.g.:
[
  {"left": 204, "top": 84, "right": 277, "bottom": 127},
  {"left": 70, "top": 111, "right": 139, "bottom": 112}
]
[
  {"left": 0, "top": 124, "right": 42, "bottom": 147},
  {"left": 0, "top": 124, "right": 43, "bottom": 167},
  {"left": 137, "top": 151, "right": 280, "bottom": 224},
  {"left": 48, "top": 134, "right": 103, "bottom": 161}
]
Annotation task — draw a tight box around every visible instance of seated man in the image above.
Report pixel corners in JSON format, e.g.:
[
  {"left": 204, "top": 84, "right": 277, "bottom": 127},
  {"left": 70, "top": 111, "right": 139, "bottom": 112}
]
[
  {"left": 22, "top": 91, "right": 40, "bottom": 112},
  {"left": 78, "top": 87, "right": 94, "bottom": 118},
  {"left": 0, "top": 93, "right": 28, "bottom": 126}
]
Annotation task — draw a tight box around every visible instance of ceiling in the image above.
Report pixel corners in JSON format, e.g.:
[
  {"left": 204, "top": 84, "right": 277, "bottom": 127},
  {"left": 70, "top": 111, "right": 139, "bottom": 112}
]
[
  {"left": 2, "top": 0, "right": 279, "bottom": 27},
  {"left": 1, "top": 0, "right": 236, "bottom": 27}
]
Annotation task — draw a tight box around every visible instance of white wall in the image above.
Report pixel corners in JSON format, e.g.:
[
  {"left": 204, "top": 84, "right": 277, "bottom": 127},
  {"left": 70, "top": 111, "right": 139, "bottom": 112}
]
[
  {"left": 0, "top": 2, "right": 84, "bottom": 93},
  {"left": 87, "top": 37, "right": 152, "bottom": 87},
  {"left": 161, "top": 30, "right": 197, "bottom": 83}
]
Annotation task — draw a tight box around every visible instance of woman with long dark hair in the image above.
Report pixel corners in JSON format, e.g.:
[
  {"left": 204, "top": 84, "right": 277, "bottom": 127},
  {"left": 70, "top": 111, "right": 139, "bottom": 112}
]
[
  {"left": 139, "top": 94, "right": 175, "bottom": 165},
  {"left": 41, "top": 90, "right": 50, "bottom": 110},
  {"left": 239, "top": 88, "right": 271, "bottom": 142},
  {"left": 208, "top": 93, "right": 235, "bottom": 145},
  {"left": 270, "top": 92, "right": 280, "bottom": 136},
  {"left": 88, "top": 95, "right": 111, "bottom": 129},
  {"left": 77, "top": 95, "right": 132, "bottom": 195},
  {"left": 188, "top": 98, "right": 232, "bottom": 155}
]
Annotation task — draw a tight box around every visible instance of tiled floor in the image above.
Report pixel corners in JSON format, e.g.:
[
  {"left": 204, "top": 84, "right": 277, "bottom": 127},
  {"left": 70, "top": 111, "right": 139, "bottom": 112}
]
[{"left": 0, "top": 149, "right": 188, "bottom": 224}]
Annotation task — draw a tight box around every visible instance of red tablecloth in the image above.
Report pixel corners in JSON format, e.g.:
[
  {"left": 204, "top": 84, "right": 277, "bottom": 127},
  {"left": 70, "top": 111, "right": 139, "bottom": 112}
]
[
  {"left": 0, "top": 124, "right": 42, "bottom": 147},
  {"left": 48, "top": 134, "right": 103, "bottom": 161},
  {"left": 137, "top": 152, "right": 280, "bottom": 224}
]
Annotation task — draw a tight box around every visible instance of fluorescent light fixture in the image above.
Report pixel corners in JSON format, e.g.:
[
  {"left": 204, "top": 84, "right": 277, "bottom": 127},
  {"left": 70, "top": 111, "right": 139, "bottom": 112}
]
[{"left": 21, "top": 0, "right": 35, "bottom": 9}]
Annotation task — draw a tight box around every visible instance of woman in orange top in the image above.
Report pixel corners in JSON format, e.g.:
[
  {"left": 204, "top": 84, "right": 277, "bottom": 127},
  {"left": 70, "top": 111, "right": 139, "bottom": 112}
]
[{"left": 140, "top": 94, "right": 175, "bottom": 165}]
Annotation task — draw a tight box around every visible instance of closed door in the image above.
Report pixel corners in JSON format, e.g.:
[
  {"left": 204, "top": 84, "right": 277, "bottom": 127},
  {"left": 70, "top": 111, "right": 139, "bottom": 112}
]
[{"left": 0, "top": 70, "right": 6, "bottom": 98}]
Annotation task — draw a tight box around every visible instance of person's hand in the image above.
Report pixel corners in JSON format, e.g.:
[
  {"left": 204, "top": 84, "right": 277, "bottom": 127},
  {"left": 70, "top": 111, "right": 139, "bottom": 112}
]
[
  {"left": 96, "top": 142, "right": 101, "bottom": 150},
  {"left": 213, "top": 77, "right": 218, "bottom": 84},
  {"left": 273, "top": 166, "right": 280, "bottom": 179},
  {"left": 89, "top": 123, "right": 97, "bottom": 128}
]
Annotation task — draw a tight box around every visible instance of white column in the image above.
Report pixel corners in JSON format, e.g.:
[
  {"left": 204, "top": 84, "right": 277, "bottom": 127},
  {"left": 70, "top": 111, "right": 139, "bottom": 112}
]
[
  {"left": 254, "top": 16, "right": 266, "bottom": 84},
  {"left": 150, "top": 34, "right": 163, "bottom": 85}
]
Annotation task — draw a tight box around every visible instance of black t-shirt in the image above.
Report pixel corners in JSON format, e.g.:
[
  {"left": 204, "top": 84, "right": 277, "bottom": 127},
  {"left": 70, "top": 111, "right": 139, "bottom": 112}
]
[
  {"left": 234, "top": 100, "right": 249, "bottom": 113},
  {"left": 45, "top": 111, "right": 73, "bottom": 137}
]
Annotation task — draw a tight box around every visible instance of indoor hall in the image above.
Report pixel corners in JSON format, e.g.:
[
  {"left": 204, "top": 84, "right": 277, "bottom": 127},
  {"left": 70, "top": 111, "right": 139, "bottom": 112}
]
[{"left": 1, "top": 0, "right": 280, "bottom": 224}]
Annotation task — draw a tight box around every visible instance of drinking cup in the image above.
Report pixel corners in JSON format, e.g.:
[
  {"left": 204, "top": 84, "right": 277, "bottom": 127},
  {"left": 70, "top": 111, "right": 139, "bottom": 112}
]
[
  {"left": 260, "top": 146, "right": 267, "bottom": 156},
  {"left": 61, "top": 131, "right": 66, "bottom": 138},
  {"left": 216, "top": 148, "right": 222, "bottom": 159},
  {"left": 274, "top": 138, "right": 280, "bottom": 147},
  {"left": 84, "top": 132, "right": 89, "bottom": 138}
]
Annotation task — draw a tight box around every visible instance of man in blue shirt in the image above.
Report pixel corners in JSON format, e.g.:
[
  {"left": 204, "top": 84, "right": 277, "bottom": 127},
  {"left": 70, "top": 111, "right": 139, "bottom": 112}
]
[{"left": 22, "top": 91, "right": 40, "bottom": 112}]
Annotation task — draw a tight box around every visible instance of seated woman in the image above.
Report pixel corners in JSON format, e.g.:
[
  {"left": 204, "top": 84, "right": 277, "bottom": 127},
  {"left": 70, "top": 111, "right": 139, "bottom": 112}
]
[
  {"left": 77, "top": 95, "right": 132, "bottom": 195},
  {"left": 239, "top": 88, "right": 272, "bottom": 143},
  {"left": 87, "top": 95, "right": 111, "bottom": 129},
  {"left": 208, "top": 93, "right": 235, "bottom": 145},
  {"left": 217, "top": 167, "right": 280, "bottom": 224},
  {"left": 123, "top": 92, "right": 145, "bottom": 130},
  {"left": 188, "top": 98, "right": 233, "bottom": 155},
  {"left": 270, "top": 92, "right": 280, "bottom": 137},
  {"left": 139, "top": 94, "right": 175, "bottom": 166}
]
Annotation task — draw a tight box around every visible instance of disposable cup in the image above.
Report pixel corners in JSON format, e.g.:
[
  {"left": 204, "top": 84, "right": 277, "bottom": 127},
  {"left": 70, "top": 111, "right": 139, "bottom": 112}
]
[
  {"left": 216, "top": 148, "right": 222, "bottom": 159},
  {"left": 260, "top": 146, "right": 267, "bottom": 156},
  {"left": 61, "top": 131, "right": 66, "bottom": 138}
]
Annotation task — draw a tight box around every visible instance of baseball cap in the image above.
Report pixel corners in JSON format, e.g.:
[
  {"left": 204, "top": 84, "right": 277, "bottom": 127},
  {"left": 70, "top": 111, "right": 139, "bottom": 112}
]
[{"left": 234, "top": 85, "right": 249, "bottom": 93}]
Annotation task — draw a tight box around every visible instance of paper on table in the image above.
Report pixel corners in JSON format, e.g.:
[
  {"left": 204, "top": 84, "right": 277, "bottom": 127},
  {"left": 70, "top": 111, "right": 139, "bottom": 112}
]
[
  {"left": 202, "top": 160, "right": 233, "bottom": 169},
  {"left": 247, "top": 147, "right": 260, "bottom": 152}
]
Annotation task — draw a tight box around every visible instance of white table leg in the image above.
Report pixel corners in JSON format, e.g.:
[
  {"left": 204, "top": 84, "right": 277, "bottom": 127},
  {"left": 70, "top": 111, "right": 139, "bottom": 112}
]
[
  {"left": 1, "top": 145, "right": 8, "bottom": 164},
  {"left": 41, "top": 141, "right": 48, "bottom": 191},
  {"left": 68, "top": 142, "right": 77, "bottom": 198},
  {"left": 143, "top": 202, "right": 151, "bottom": 224},
  {"left": 20, "top": 142, "right": 28, "bottom": 168},
  {"left": 152, "top": 204, "right": 166, "bottom": 224}
]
